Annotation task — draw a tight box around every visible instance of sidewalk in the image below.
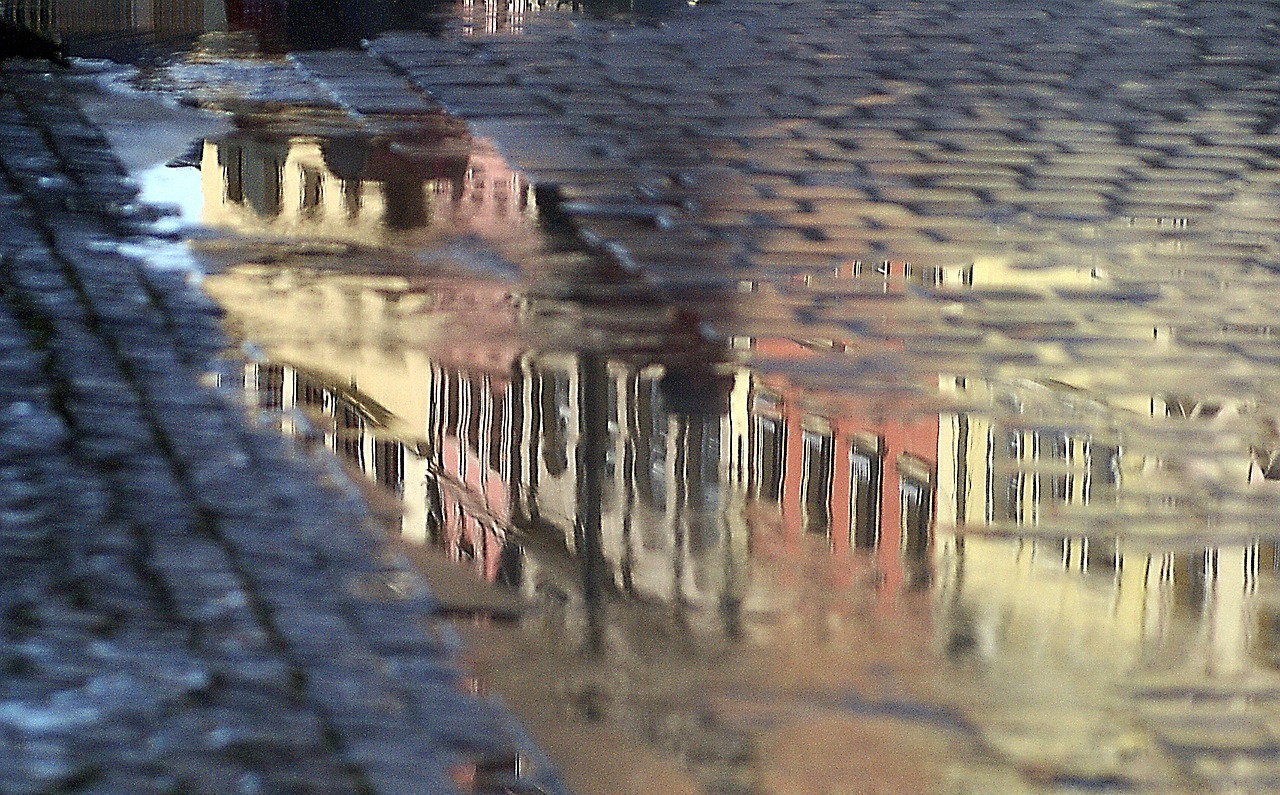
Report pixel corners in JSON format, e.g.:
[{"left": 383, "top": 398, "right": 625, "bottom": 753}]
[{"left": 0, "top": 60, "right": 564, "bottom": 795}]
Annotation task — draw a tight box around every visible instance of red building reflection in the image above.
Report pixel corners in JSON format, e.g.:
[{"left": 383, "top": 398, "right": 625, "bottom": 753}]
[{"left": 747, "top": 334, "right": 939, "bottom": 600}]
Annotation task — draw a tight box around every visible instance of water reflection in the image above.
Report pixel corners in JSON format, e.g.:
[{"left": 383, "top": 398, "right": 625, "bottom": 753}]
[
  {"left": 185, "top": 113, "right": 1280, "bottom": 793},
  {"left": 3, "top": 0, "right": 688, "bottom": 56},
  {"left": 199, "top": 122, "right": 531, "bottom": 244}
]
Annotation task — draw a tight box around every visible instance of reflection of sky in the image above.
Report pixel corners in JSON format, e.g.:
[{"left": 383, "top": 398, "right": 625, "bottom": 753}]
[{"left": 136, "top": 161, "right": 205, "bottom": 229}]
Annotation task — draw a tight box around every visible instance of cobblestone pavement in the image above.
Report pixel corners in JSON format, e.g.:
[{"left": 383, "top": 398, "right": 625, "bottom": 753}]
[
  {"left": 359, "top": 0, "right": 1280, "bottom": 538},
  {"left": 11, "top": 0, "right": 1280, "bottom": 790},
  {"left": 0, "top": 61, "right": 567, "bottom": 795}
]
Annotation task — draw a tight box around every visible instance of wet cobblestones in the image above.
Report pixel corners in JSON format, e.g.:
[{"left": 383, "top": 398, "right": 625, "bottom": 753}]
[
  {"left": 356, "top": 0, "right": 1280, "bottom": 541},
  {"left": 0, "top": 63, "right": 568, "bottom": 795},
  {"left": 254, "top": 2, "right": 1280, "bottom": 791}
]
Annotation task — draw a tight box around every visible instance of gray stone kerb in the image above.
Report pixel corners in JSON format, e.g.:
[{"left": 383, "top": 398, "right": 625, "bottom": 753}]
[{"left": 0, "top": 61, "right": 568, "bottom": 795}]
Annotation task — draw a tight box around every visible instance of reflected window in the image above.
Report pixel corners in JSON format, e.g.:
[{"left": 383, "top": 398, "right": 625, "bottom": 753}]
[
  {"left": 691, "top": 417, "right": 722, "bottom": 511},
  {"left": 338, "top": 402, "right": 364, "bottom": 466},
  {"left": 1084, "top": 536, "right": 1119, "bottom": 574},
  {"left": 297, "top": 372, "right": 329, "bottom": 411},
  {"left": 342, "top": 179, "right": 362, "bottom": 220},
  {"left": 900, "top": 458, "right": 935, "bottom": 557},
  {"left": 1035, "top": 430, "right": 1072, "bottom": 507},
  {"left": 425, "top": 477, "right": 444, "bottom": 546},
  {"left": 801, "top": 429, "right": 834, "bottom": 536},
  {"left": 383, "top": 177, "right": 428, "bottom": 230},
  {"left": 467, "top": 376, "right": 484, "bottom": 455},
  {"left": 256, "top": 364, "right": 285, "bottom": 410},
  {"left": 441, "top": 370, "right": 460, "bottom": 440},
  {"left": 1173, "top": 549, "right": 1214, "bottom": 613},
  {"left": 636, "top": 378, "right": 667, "bottom": 508},
  {"left": 540, "top": 372, "right": 571, "bottom": 477},
  {"left": 900, "top": 458, "right": 935, "bottom": 590},
  {"left": 374, "top": 439, "right": 403, "bottom": 495},
  {"left": 753, "top": 415, "right": 785, "bottom": 504},
  {"left": 222, "top": 142, "right": 245, "bottom": 204},
  {"left": 301, "top": 166, "right": 324, "bottom": 219},
  {"left": 244, "top": 145, "right": 285, "bottom": 219},
  {"left": 489, "top": 386, "right": 509, "bottom": 475},
  {"left": 988, "top": 427, "right": 1024, "bottom": 523},
  {"left": 1085, "top": 440, "right": 1120, "bottom": 498},
  {"left": 850, "top": 437, "right": 883, "bottom": 549}
]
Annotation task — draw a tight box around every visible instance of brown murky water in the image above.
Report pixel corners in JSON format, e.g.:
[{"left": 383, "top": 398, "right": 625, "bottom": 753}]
[{"left": 34, "top": 0, "right": 1280, "bottom": 791}]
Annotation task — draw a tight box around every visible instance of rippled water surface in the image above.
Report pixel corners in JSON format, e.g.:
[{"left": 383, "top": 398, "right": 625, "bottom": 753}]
[{"left": 45, "top": 3, "right": 1280, "bottom": 792}]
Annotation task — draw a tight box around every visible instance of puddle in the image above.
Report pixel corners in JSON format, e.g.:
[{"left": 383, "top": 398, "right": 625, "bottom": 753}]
[
  {"left": 43, "top": 13, "right": 1280, "bottom": 795},
  {"left": 171, "top": 110, "right": 1280, "bottom": 793}
]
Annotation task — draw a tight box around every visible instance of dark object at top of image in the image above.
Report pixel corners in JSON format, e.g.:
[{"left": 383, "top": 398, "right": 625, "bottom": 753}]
[{"left": 0, "top": 19, "right": 69, "bottom": 66}]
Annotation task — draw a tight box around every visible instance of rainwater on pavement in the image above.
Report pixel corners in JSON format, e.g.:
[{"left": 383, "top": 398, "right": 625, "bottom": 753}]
[{"left": 18, "top": 0, "right": 1280, "bottom": 792}]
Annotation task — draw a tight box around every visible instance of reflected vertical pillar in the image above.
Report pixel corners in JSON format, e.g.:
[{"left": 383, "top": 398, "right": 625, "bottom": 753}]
[
  {"left": 576, "top": 353, "right": 610, "bottom": 657},
  {"left": 1208, "top": 545, "right": 1251, "bottom": 677}
]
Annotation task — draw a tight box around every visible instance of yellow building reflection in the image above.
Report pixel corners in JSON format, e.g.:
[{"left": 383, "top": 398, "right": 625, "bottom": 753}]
[
  {"left": 199, "top": 129, "right": 536, "bottom": 246},
  {"left": 191, "top": 110, "right": 1280, "bottom": 795}
]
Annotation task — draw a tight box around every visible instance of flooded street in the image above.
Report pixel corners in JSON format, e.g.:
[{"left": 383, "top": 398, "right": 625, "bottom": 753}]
[{"left": 20, "top": 0, "right": 1280, "bottom": 791}]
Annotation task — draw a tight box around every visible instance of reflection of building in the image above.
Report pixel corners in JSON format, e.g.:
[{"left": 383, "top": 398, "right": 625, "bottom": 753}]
[
  {"left": 509, "top": 352, "right": 751, "bottom": 619},
  {"left": 343, "top": 330, "right": 943, "bottom": 616},
  {"left": 200, "top": 115, "right": 540, "bottom": 586},
  {"left": 937, "top": 377, "right": 1123, "bottom": 530},
  {"left": 4, "top": 0, "right": 217, "bottom": 35},
  {"left": 936, "top": 533, "right": 1273, "bottom": 682},
  {"left": 201, "top": 130, "right": 536, "bottom": 246},
  {"left": 424, "top": 358, "right": 522, "bottom": 585},
  {"left": 737, "top": 336, "right": 941, "bottom": 597}
]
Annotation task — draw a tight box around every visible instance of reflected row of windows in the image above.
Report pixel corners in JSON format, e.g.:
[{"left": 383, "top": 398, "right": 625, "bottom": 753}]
[
  {"left": 750, "top": 401, "right": 935, "bottom": 555},
  {"left": 431, "top": 362, "right": 512, "bottom": 483},
  {"left": 950, "top": 410, "right": 1122, "bottom": 528},
  {"left": 4, "top": 0, "right": 206, "bottom": 33},
  {"left": 212, "top": 137, "right": 534, "bottom": 233},
  {"left": 840, "top": 259, "right": 975, "bottom": 289},
  {"left": 251, "top": 363, "right": 404, "bottom": 495}
]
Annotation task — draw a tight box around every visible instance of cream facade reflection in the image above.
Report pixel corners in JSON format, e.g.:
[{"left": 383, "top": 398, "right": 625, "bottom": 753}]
[
  {"left": 919, "top": 246, "right": 1280, "bottom": 685},
  {"left": 200, "top": 134, "right": 536, "bottom": 246},
  {"left": 200, "top": 122, "right": 536, "bottom": 588},
  {"left": 934, "top": 535, "right": 1268, "bottom": 679},
  {"left": 510, "top": 354, "right": 757, "bottom": 622},
  {"left": 201, "top": 112, "right": 1280, "bottom": 689}
]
